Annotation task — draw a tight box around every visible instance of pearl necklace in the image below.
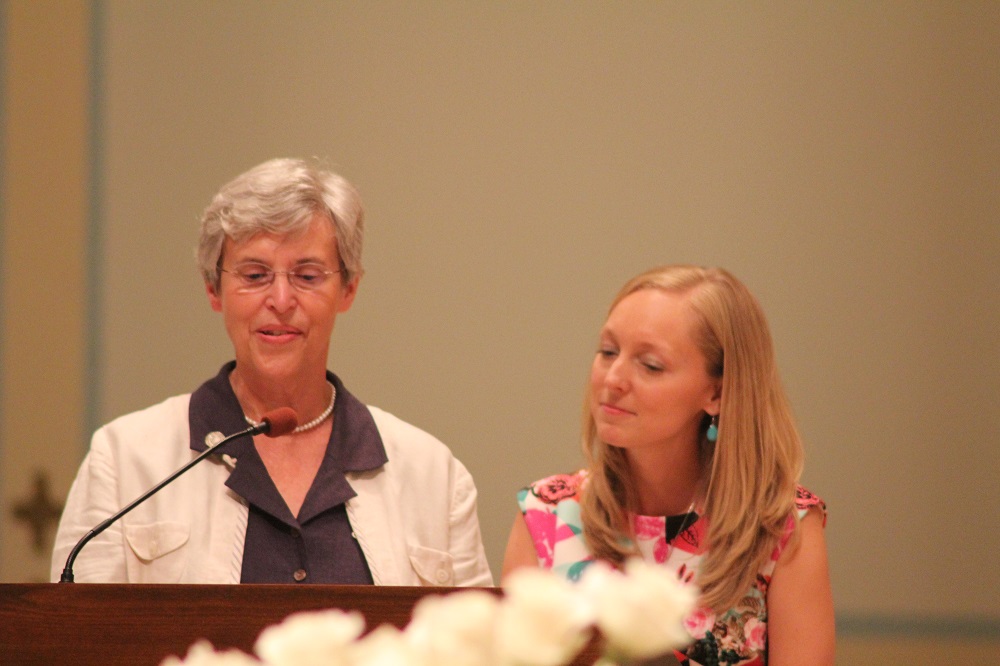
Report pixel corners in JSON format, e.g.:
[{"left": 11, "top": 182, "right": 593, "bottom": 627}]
[{"left": 243, "top": 381, "right": 336, "bottom": 434}]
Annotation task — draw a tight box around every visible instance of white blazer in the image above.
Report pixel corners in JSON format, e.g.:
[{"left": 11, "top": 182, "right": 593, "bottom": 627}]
[{"left": 51, "top": 394, "right": 494, "bottom": 587}]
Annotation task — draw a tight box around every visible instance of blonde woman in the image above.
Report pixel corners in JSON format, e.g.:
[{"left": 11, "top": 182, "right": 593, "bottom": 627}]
[{"left": 503, "top": 265, "right": 834, "bottom": 665}]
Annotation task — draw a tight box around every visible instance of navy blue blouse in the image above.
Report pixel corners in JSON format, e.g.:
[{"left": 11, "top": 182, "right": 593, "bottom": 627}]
[{"left": 188, "top": 362, "right": 388, "bottom": 584}]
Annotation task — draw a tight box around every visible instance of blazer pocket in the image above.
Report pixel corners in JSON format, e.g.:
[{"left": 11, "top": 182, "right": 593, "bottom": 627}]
[
  {"left": 407, "top": 544, "right": 455, "bottom": 586},
  {"left": 124, "top": 521, "right": 190, "bottom": 583}
]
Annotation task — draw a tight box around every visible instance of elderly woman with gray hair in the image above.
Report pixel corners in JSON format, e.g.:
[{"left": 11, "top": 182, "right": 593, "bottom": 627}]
[{"left": 52, "top": 158, "right": 492, "bottom": 587}]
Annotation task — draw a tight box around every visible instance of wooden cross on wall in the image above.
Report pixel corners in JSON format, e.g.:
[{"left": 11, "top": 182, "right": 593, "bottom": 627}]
[{"left": 12, "top": 470, "right": 64, "bottom": 554}]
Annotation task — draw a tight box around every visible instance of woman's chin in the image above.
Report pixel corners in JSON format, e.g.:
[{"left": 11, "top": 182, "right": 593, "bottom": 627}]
[
  {"left": 242, "top": 356, "right": 306, "bottom": 382},
  {"left": 595, "top": 425, "right": 629, "bottom": 449}
]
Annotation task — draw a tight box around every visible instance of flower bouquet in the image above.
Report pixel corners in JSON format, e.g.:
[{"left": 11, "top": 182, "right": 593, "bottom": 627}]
[{"left": 163, "top": 559, "right": 696, "bottom": 666}]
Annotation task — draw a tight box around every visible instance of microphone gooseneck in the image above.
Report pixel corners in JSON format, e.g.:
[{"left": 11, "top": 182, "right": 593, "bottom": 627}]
[{"left": 59, "top": 408, "right": 298, "bottom": 583}]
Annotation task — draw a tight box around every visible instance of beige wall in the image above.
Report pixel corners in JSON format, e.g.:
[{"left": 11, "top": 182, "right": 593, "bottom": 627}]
[
  {"left": 1, "top": 0, "right": 90, "bottom": 584},
  {"left": 2, "top": 1, "right": 998, "bottom": 660}
]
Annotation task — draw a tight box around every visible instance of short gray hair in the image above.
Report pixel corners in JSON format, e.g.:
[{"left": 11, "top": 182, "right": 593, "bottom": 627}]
[{"left": 197, "top": 158, "right": 364, "bottom": 290}]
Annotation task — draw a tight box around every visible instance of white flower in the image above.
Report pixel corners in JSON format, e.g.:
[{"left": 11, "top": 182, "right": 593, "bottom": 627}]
[
  {"left": 254, "top": 608, "right": 365, "bottom": 666},
  {"left": 495, "top": 567, "right": 595, "bottom": 666},
  {"left": 405, "top": 589, "right": 501, "bottom": 666},
  {"left": 348, "top": 625, "right": 427, "bottom": 666},
  {"left": 580, "top": 559, "right": 698, "bottom": 660},
  {"left": 160, "top": 640, "right": 259, "bottom": 666},
  {"left": 170, "top": 563, "right": 701, "bottom": 666}
]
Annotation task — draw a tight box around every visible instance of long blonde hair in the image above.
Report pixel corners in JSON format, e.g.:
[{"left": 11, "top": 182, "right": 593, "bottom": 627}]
[{"left": 580, "top": 265, "right": 804, "bottom": 612}]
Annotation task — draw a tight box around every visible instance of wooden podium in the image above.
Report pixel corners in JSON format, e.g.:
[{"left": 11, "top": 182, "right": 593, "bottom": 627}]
[{"left": 0, "top": 583, "right": 608, "bottom": 665}]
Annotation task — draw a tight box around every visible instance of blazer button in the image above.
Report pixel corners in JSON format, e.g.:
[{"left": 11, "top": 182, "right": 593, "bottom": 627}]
[
  {"left": 435, "top": 569, "right": 449, "bottom": 584},
  {"left": 293, "top": 569, "right": 307, "bottom": 582}
]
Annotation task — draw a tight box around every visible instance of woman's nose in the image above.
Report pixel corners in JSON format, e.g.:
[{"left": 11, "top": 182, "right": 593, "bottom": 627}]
[
  {"left": 603, "top": 357, "right": 629, "bottom": 392},
  {"left": 265, "top": 274, "right": 297, "bottom": 311}
]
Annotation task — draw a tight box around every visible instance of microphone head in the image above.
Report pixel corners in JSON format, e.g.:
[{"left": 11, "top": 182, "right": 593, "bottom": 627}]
[{"left": 260, "top": 408, "right": 298, "bottom": 437}]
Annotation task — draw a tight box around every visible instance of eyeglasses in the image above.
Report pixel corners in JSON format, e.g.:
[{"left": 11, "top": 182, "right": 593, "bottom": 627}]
[{"left": 218, "top": 262, "right": 342, "bottom": 292}]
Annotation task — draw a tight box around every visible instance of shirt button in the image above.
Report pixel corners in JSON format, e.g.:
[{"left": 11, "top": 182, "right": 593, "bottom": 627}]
[
  {"left": 435, "top": 569, "right": 450, "bottom": 584},
  {"left": 293, "top": 569, "right": 307, "bottom": 582}
]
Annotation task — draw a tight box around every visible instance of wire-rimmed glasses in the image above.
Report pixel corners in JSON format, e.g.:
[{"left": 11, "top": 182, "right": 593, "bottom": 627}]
[{"left": 218, "top": 262, "right": 342, "bottom": 292}]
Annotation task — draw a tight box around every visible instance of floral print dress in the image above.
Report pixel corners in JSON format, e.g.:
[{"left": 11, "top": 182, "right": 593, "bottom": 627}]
[{"left": 516, "top": 470, "right": 826, "bottom": 666}]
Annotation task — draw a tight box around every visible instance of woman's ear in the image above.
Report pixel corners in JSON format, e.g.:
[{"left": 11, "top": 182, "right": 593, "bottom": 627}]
[
  {"left": 336, "top": 276, "right": 360, "bottom": 313},
  {"left": 705, "top": 379, "right": 722, "bottom": 416},
  {"left": 206, "top": 281, "right": 223, "bottom": 312}
]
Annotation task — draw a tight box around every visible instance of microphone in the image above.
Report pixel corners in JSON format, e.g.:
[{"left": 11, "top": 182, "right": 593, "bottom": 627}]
[{"left": 59, "top": 407, "right": 298, "bottom": 583}]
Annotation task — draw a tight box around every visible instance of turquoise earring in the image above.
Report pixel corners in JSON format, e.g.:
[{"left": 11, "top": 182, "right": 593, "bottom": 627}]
[{"left": 706, "top": 415, "right": 719, "bottom": 443}]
